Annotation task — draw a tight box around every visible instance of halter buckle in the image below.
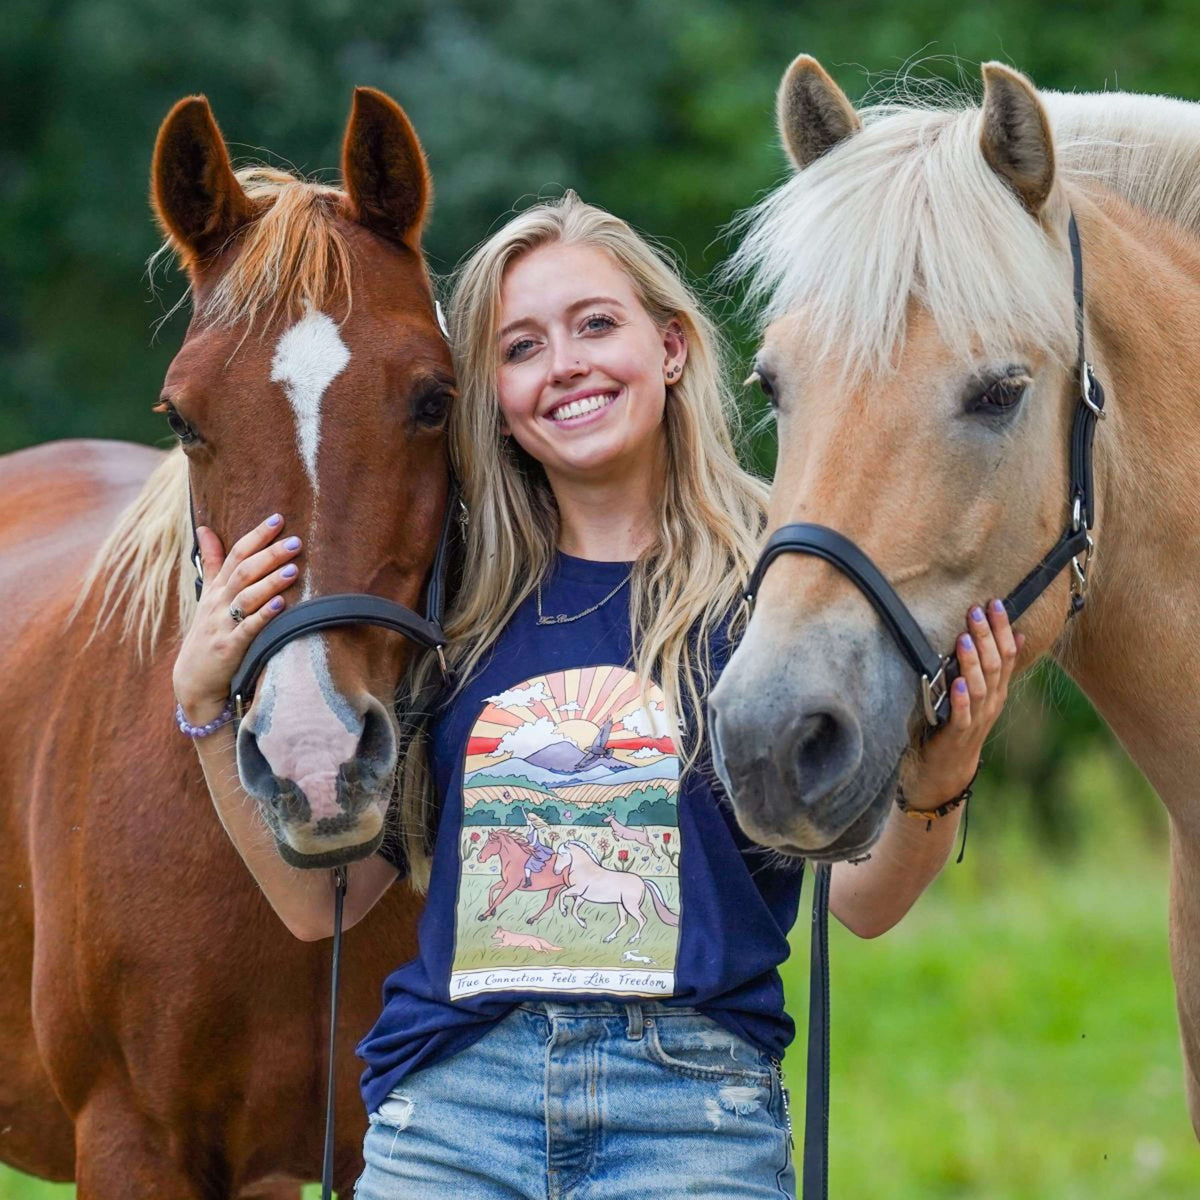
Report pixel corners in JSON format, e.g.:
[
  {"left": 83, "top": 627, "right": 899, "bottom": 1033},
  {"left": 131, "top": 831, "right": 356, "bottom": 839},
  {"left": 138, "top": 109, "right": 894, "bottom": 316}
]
[
  {"left": 1069, "top": 532, "right": 1094, "bottom": 614},
  {"left": 1081, "top": 365, "right": 1106, "bottom": 419},
  {"left": 920, "top": 665, "right": 948, "bottom": 727},
  {"left": 234, "top": 693, "right": 245, "bottom": 721}
]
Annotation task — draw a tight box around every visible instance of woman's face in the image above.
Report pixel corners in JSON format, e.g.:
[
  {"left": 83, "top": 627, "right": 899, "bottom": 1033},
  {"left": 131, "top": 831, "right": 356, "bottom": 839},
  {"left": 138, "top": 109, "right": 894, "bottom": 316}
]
[{"left": 495, "top": 242, "right": 684, "bottom": 485}]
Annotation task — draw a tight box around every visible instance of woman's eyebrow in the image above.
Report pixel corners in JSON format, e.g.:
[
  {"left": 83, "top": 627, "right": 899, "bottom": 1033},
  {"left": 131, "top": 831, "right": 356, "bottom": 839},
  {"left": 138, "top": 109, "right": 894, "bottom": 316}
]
[{"left": 497, "top": 296, "right": 627, "bottom": 341}]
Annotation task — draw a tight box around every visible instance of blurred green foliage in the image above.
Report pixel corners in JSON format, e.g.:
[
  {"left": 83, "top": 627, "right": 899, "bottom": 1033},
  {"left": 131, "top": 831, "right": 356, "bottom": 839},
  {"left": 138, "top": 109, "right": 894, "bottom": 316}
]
[{"left": 2, "top": 0, "right": 1191, "bottom": 849}]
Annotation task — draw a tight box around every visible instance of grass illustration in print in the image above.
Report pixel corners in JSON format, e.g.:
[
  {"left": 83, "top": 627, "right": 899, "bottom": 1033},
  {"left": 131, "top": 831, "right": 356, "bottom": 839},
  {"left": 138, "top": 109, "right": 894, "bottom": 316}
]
[{"left": 450, "top": 666, "right": 681, "bottom": 999}]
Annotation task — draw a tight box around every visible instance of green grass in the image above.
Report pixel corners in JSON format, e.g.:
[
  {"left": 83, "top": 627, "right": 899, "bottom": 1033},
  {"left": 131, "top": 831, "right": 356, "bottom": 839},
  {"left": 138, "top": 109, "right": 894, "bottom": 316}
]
[
  {"left": 779, "top": 847, "right": 1198, "bottom": 1198},
  {"left": 3, "top": 807, "right": 1196, "bottom": 1197}
]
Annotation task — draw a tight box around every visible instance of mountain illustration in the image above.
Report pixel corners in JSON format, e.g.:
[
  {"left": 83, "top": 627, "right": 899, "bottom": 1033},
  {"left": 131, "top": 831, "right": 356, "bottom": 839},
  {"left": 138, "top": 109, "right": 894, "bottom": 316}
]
[
  {"left": 465, "top": 753, "right": 678, "bottom": 792},
  {"left": 525, "top": 719, "right": 616, "bottom": 774}
]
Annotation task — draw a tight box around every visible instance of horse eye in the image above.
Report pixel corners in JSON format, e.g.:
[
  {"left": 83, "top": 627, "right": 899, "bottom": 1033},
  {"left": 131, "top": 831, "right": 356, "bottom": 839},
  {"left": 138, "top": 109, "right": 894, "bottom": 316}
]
[
  {"left": 159, "top": 402, "right": 198, "bottom": 444},
  {"left": 972, "top": 375, "right": 1030, "bottom": 414},
  {"left": 744, "top": 368, "right": 777, "bottom": 407},
  {"left": 413, "top": 385, "right": 452, "bottom": 428}
]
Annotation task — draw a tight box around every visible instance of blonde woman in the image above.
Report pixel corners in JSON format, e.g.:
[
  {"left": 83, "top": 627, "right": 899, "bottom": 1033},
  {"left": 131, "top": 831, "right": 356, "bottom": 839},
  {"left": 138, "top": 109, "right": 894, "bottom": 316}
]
[{"left": 174, "top": 193, "right": 1019, "bottom": 1197}]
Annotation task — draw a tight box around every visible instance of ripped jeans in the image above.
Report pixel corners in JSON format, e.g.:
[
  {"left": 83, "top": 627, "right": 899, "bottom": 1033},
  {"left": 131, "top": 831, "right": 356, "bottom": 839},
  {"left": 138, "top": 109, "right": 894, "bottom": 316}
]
[{"left": 355, "top": 1002, "right": 795, "bottom": 1200}]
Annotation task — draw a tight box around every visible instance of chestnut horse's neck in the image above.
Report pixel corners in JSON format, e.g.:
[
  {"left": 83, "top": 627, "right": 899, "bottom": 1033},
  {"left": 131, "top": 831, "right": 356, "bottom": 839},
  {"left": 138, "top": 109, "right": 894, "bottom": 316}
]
[{"left": 1061, "top": 192, "right": 1200, "bottom": 835}]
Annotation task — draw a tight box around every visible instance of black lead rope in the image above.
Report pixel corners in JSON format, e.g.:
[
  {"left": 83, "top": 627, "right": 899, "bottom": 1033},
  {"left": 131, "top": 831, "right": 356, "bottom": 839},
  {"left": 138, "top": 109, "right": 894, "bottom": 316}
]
[
  {"left": 322, "top": 866, "right": 348, "bottom": 1200},
  {"left": 802, "top": 863, "right": 832, "bottom": 1200}
]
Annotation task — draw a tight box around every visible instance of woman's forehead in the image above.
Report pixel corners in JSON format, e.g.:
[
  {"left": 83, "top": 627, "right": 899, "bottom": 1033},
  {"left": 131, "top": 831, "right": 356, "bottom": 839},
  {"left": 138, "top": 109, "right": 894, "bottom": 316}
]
[{"left": 499, "top": 242, "right": 637, "bottom": 324}]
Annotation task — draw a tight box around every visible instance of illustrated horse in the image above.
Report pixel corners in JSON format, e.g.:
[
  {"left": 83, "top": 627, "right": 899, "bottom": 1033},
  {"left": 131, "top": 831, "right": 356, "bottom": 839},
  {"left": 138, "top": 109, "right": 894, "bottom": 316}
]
[
  {"left": 0, "top": 89, "right": 452, "bottom": 1195},
  {"left": 552, "top": 840, "right": 678, "bottom": 943},
  {"left": 475, "top": 829, "right": 564, "bottom": 923},
  {"left": 708, "top": 55, "right": 1200, "bottom": 1134}
]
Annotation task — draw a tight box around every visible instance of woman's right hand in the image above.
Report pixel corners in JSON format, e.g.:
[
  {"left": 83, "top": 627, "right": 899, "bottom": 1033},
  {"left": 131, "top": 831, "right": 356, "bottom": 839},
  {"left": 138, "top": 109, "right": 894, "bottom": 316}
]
[{"left": 172, "top": 514, "right": 304, "bottom": 724}]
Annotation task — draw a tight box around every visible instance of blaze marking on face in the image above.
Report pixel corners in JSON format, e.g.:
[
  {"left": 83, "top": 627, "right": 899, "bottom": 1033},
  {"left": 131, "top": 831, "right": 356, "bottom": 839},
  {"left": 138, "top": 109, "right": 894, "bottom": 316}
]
[{"left": 269, "top": 310, "right": 350, "bottom": 498}]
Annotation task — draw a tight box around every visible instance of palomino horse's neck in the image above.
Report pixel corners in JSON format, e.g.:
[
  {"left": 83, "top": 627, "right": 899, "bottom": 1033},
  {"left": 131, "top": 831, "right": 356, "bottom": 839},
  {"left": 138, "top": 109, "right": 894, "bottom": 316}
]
[
  {"left": 1061, "top": 193, "right": 1200, "bottom": 833},
  {"left": 1063, "top": 188, "right": 1200, "bottom": 1137}
]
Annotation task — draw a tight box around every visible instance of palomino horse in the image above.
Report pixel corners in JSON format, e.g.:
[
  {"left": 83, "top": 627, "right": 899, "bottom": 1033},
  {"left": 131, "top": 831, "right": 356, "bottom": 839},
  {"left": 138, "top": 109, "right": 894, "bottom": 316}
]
[
  {"left": 552, "top": 841, "right": 679, "bottom": 943},
  {"left": 708, "top": 55, "right": 1200, "bottom": 1133},
  {"left": 0, "top": 90, "right": 452, "bottom": 1195},
  {"left": 475, "top": 829, "right": 565, "bottom": 923}
]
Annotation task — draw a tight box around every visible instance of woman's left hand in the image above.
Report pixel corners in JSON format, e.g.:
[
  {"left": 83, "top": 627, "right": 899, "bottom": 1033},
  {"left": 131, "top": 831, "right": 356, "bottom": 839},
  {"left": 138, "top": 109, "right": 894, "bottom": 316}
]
[{"left": 905, "top": 599, "right": 1025, "bottom": 810}]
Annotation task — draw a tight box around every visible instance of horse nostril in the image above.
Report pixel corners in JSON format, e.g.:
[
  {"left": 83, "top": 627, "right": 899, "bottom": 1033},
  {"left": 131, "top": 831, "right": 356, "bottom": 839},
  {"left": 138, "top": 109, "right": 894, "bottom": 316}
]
[
  {"left": 785, "top": 704, "right": 863, "bottom": 804},
  {"left": 355, "top": 700, "right": 396, "bottom": 788}
]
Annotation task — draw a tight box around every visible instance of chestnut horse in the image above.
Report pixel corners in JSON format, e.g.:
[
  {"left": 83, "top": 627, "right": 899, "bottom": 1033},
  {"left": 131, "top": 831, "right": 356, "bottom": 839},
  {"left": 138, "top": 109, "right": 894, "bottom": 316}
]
[
  {"left": 710, "top": 57, "right": 1200, "bottom": 1133},
  {"left": 0, "top": 90, "right": 452, "bottom": 1195}
]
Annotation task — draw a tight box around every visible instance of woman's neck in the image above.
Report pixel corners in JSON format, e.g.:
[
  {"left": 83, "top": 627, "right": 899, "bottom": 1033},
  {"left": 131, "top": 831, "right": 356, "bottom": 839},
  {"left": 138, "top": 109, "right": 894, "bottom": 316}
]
[{"left": 549, "top": 453, "right": 663, "bottom": 562}]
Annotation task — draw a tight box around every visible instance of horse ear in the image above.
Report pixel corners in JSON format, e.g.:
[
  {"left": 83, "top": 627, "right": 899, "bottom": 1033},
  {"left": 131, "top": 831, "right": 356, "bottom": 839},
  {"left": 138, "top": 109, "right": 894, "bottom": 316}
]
[
  {"left": 776, "top": 54, "right": 862, "bottom": 170},
  {"left": 979, "top": 62, "right": 1056, "bottom": 215},
  {"left": 152, "top": 96, "right": 254, "bottom": 266},
  {"left": 342, "top": 87, "right": 431, "bottom": 249}
]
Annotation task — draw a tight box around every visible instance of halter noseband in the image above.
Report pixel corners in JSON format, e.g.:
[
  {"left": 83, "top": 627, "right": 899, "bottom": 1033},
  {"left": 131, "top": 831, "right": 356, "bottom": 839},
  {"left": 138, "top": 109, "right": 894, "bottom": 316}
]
[
  {"left": 743, "top": 212, "right": 1106, "bottom": 727},
  {"left": 189, "top": 476, "right": 461, "bottom": 715}
]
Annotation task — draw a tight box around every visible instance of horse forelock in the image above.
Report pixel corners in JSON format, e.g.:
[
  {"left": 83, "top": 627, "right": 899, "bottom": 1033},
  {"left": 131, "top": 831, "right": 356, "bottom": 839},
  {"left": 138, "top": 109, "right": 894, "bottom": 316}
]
[
  {"left": 728, "top": 101, "right": 1077, "bottom": 383},
  {"left": 154, "top": 167, "right": 355, "bottom": 333},
  {"left": 731, "top": 84, "right": 1200, "bottom": 384}
]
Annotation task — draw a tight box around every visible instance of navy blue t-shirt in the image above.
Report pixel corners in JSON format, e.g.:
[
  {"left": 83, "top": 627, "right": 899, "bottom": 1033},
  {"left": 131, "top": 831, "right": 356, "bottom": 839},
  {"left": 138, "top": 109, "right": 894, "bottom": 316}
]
[{"left": 357, "top": 553, "right": 804, "bottom": 1115}]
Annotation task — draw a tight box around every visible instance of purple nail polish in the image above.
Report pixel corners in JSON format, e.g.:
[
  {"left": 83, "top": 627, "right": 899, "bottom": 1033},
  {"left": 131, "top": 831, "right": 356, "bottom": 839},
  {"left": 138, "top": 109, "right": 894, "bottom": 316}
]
[
  {"left": 960, "top": 633, "right": 974, "bottom": 651},
  {"left": 270, "top": 596, "right": 285, "bottom": 610},
  {"left": 991, "top": 598, "right": 1005, "bottom": 614},
  {"left": 954, "top": 678, "right": 968, "bottom": 694},
  {"left": 281, "top": 563, "right": 298, "bottom": 578},
  {"left": 267, "top": 513, "right": 283, "bottom": 527},
  {"left": 284, "top": 536, "right": 301, "bottom": 551},
  {"left": 969, "top": 606, "right": 984, "bottom": 623}
]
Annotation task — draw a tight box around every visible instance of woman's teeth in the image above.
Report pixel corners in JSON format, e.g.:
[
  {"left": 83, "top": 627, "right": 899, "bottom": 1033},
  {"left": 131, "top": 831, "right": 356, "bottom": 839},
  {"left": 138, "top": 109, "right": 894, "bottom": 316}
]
[{"left": 549, "top": 392, "right": 617, "bottom": 422}]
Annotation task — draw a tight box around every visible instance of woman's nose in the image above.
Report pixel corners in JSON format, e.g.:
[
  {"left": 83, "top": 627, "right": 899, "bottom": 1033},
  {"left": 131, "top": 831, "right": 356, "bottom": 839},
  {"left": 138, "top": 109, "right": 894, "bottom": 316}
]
[{"left": 548, "top": 337, "right": 587, "bottom": 383}]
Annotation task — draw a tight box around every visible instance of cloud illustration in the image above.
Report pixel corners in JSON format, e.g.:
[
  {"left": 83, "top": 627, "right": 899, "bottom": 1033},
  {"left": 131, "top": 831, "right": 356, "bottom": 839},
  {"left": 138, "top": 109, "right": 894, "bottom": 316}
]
[
  {"left": 559, "top": 701, "right": 582, "bottom": 713},
  {"left": 492, "top": 716, "right": 559, "bottom": 759},
  {"left": 627, "top": 746, "right": 662, "bottom": 760},
  {"left": 487, "top": 681, "right": 550, "bottom": 709},
  {"left": 622, "top": 702, "right": 668, "bottom": 738}
]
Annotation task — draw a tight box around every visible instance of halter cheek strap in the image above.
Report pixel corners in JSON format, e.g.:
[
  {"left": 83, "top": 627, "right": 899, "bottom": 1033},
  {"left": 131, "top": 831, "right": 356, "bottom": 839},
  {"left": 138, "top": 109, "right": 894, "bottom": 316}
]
[{"left": 743, "top": 211, "right": 1106, "bottom": 727}]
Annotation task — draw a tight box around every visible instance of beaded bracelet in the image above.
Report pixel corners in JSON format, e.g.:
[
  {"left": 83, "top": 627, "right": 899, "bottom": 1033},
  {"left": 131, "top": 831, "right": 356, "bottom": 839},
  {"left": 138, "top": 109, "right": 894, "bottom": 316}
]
[
  {"left": 895, "top": 760, "right": 981, "bottom": 832},
  {"left": 175, "top": 700, "right": 236, "bottom": 738}
]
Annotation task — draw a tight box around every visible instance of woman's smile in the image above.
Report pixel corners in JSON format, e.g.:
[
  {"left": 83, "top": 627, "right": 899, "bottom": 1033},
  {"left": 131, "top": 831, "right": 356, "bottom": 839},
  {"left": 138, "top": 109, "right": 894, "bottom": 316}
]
[{"left": 544, "top": 386, "right": 622, "bottom": 426}]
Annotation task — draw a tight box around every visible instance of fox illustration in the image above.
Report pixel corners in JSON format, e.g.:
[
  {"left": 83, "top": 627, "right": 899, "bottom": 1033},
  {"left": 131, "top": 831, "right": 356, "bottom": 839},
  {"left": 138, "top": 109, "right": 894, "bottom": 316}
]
[{"left": 492, "top": 926, "right": 562, "bottom": 953}]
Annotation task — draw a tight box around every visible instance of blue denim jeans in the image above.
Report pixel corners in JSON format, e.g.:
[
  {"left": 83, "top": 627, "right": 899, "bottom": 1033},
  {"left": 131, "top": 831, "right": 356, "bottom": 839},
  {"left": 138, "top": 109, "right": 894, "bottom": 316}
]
[{"left": 356, "top": 1001, "right": 795, "bottom": 1199}]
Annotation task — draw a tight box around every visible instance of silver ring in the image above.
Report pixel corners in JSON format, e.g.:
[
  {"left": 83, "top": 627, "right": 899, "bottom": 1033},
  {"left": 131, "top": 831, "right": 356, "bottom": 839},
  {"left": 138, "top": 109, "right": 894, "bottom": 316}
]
[{"left": 229, "top": 603, "right": 246, "bottom": 625}]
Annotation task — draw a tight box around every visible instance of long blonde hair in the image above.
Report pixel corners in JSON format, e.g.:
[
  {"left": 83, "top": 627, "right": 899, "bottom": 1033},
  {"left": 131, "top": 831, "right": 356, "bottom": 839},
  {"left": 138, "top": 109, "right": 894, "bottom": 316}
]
[{"left": 398, "top": 192, "right": 767, "bottom": 887}]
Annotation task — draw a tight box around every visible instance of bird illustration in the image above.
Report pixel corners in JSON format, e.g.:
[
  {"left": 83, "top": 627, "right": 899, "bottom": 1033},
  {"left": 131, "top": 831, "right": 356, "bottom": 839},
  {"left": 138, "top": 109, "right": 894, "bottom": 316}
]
[{"left": 569, "top": 718, "right": 615, "bottom": 771}]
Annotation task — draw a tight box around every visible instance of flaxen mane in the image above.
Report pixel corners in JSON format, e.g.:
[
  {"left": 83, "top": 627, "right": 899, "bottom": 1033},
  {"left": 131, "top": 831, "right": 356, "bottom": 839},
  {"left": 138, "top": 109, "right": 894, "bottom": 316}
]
[
  {"left": 76, "top": 168, "right": 355, "bottom": 653},
  {"left": 729, "top": 87, "right": 1200, "bottom": 382}
]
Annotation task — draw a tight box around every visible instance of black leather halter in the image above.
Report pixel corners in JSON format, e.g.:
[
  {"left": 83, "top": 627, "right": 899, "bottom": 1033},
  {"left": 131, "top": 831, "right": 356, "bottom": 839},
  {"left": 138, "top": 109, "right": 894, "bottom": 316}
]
[
  {"left": 188, "top": 476, "right": 460, "bottom": 713},
  {"left": 744, "top": 212, "right": 1106, "bottom": 727}
]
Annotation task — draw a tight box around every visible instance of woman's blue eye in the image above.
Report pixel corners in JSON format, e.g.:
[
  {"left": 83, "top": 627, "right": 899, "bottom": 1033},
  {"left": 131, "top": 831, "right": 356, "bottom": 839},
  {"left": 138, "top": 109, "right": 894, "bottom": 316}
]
[
  {"left": 504, "top": 338, "right": 535, "bottom": 362},
  {"left": 582, "top": 313, "right": 616, "bottom": 333}
]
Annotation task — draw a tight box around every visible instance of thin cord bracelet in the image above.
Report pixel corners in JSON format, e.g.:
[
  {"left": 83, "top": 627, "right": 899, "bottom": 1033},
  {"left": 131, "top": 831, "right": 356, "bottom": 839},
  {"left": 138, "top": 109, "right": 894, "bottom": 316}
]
[
  {"left": 175, "top": 700, "right": 236, "bottom": 738},
  {"left": 895, "top": 759, "right": 982, "bottom": 832}
]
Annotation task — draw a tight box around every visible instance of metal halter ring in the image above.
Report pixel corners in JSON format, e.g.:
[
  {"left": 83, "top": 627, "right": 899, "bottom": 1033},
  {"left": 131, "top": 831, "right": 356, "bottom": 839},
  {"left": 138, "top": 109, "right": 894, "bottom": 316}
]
[{"left": 229, "top": 603, "right": 246, "bottom": 625}]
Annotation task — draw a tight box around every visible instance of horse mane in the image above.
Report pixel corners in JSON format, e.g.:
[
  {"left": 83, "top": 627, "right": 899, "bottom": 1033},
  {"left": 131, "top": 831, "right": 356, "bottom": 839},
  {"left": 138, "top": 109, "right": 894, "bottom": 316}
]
[
  {"left": 495, "top": 829, "right": 532, "bottom": 852},
  {"left": 71, "top": 447, "right": 195, "bottom": 658},
  {"left": 728, "top": 84, "right": 1200, "bottom": 382},
  {"left": 561, "top": 838, "right": 601, "bottom": 864},
  {"left": 76, "top": 169, "right": 359, "bottom": 655},
  {"left": 153, "top": 165, "right": 354, "bottom": 332}
]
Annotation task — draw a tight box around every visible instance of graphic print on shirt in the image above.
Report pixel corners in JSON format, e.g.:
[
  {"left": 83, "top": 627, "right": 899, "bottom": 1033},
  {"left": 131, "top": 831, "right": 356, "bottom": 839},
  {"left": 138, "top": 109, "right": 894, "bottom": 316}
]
[{"left": 450, "top": 665, "right": 681, "bottom": 1000}]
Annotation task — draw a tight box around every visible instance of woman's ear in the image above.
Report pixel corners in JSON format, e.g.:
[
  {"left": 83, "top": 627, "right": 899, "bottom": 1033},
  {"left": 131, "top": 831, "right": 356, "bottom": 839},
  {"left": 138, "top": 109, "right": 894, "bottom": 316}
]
[{"left": 663, "top": 319, "right": 688, "bottom": 383}]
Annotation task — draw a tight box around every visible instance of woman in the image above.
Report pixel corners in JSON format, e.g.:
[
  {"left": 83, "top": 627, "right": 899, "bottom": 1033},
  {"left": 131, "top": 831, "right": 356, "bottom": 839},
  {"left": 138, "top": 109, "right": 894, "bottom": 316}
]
[{"left": 173, "top": 193, "right": 1019, "bottom": 1197}]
